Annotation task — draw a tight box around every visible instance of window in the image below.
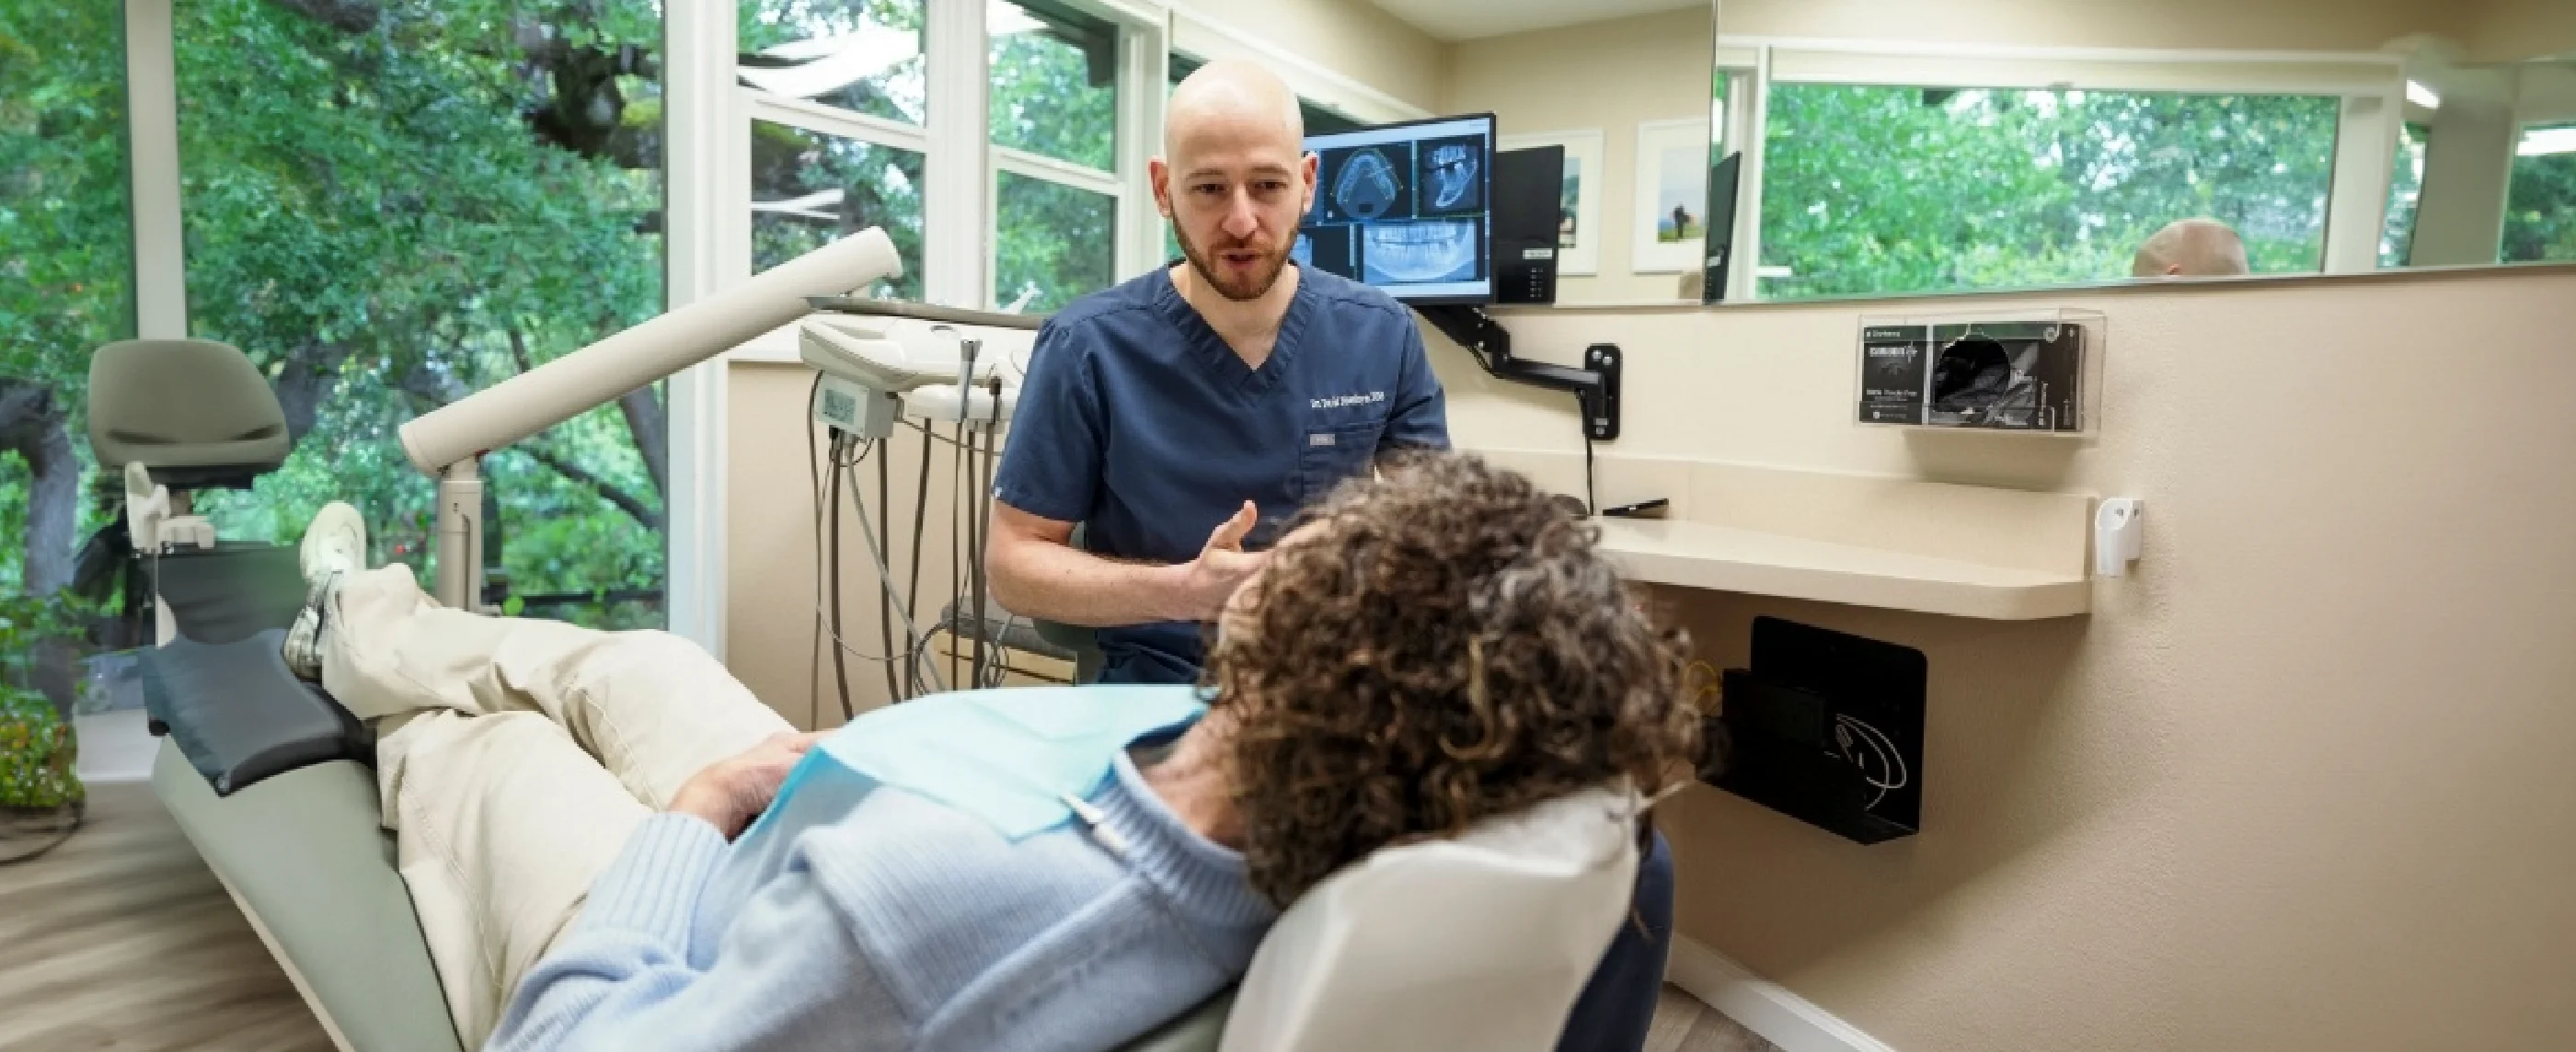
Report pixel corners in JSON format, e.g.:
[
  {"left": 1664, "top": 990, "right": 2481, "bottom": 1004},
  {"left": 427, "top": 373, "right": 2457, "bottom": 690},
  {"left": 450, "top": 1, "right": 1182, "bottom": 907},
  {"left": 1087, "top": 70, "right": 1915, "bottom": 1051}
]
[
  {"left": 752, "top": 121, "right": 926, "bottom": 300},
  {"left": 2381, "top": 121, "right": 2431, "bottom": 269},
  {"left": 1757, "top": 85, "right": 2339, "bottom": 300},
  {"left": 991, "top": 0, "right": 1123, "bottom": 309},
  {"left": 0, "top": 5, "right": 136, "bottom": 728},
  {"left": 2502, "top": 124, "right": 2576, "bottom": 264},
  {"left": 739, "top": 0, "right": 926, "bottom": 127},
  {"left": 991, "top": 0, "right": 1117, "bottom": 171},
  {"left": 176, "top": 0, "right": 671, "bottom": 630},
  {"left": 741, "top": 0, "right": 930, "bottom": 302},
  {"left": 995, "top": 171, "right": 1117, "bottom": 311}
]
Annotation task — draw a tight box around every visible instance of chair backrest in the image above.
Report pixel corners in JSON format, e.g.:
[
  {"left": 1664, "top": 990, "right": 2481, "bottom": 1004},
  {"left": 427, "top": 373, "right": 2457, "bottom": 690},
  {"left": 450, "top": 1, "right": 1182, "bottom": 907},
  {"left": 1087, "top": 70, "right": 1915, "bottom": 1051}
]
[
  {"left": 1030, "top": 522, "right": 1103, "bottom": 682},
  {"left": 88, "top": 338, "right": 290, "bottom": 488},
  {"left": 1218, "top": 786, "right": 1643, "bottom": 1052}
]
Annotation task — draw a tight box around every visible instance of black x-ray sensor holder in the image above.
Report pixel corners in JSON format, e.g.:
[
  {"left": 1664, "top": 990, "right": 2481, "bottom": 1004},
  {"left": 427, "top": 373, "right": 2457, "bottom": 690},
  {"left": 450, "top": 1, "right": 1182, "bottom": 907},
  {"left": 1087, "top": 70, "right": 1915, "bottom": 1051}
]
[
  {"left": 1414, "top": 304, "right": 1620, "bottom": 441},
  {"left": 1707, "top": 617, "right": 1926, "bottom": 844}
]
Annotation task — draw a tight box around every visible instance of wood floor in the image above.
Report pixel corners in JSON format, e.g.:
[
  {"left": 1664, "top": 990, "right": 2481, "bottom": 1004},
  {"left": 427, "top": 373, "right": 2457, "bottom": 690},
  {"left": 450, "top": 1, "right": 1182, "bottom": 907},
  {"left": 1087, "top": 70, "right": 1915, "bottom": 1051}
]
[
  {"left": 0, "top": 782, "right": 331, "bottom": 1051},
  {"left": 1, "top": 783, "right": 1777, "bottom": 1052}
]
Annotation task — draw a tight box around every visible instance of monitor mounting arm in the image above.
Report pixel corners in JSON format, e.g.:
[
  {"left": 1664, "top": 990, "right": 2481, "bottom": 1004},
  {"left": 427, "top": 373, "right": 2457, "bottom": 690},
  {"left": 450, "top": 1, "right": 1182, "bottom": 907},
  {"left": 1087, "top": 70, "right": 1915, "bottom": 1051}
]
[{"left": 1415, "top": 304, "right": 1621, "bottom": 441}]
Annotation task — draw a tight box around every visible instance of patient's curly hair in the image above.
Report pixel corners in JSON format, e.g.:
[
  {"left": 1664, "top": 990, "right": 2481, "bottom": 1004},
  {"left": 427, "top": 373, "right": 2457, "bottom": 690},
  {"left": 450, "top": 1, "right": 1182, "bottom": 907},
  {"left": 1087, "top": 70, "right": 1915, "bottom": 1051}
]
[{"left": 1206, "top": 452, "right": 1701, "bottom": 906}]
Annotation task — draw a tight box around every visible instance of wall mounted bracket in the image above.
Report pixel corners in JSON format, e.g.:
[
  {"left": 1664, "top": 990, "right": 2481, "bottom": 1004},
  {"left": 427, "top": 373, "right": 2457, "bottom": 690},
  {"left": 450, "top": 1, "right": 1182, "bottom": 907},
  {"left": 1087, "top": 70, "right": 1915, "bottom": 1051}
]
[{"left": 1415, "top": 304, "right": 1621, "bottom": 441}]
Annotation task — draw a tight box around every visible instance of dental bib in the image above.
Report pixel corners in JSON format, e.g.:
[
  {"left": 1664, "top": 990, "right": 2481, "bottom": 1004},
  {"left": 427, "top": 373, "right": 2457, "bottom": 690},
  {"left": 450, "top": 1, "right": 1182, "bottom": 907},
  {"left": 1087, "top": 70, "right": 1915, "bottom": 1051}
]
[{"left": 697, "top": 685, "right": 1207, "bottom": 950}]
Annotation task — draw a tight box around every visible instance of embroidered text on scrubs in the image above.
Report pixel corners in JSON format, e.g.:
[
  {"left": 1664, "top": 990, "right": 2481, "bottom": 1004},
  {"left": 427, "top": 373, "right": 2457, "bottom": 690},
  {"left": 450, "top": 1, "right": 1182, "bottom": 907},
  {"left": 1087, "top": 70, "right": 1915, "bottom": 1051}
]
[{"left": 1311, "top": 392, "right": 1388, "bottom": 410}]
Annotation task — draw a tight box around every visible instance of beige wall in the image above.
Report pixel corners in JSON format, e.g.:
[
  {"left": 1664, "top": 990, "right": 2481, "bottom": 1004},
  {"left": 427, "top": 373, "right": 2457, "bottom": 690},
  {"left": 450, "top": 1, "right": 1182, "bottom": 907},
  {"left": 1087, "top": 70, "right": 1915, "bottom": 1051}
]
[
  {"left": 1445, "top": 8, "right": 1715, "bottom": 305},
  {"left": 2466, "top": 0, "right": 2576, "bottom": 64},
  {"left": 1718, "top": 0, "right": 2450, "bottom": 52},
  {"left": 1173, "top": 0, "right": 1447, "bottom": 117},
  {"left": 1419, "top": 266, "right": 2576, "bottom": 1049}
]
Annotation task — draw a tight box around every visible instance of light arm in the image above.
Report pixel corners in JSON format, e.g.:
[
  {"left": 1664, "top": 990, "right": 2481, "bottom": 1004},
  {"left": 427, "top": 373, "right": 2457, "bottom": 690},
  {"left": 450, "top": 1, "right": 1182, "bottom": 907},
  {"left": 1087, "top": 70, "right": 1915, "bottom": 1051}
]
[
  {"left": 396, "top": 228, "right": 903, "bottom": 607},
  {"left": 984, "top": 502, "right": 1200, "bottom": 627}
]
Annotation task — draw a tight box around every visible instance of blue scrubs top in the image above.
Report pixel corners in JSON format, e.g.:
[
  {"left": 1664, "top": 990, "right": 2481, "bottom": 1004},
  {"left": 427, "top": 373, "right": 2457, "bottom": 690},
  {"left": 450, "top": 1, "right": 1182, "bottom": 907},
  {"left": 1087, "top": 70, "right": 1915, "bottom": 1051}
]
[{"left": 995, "top": 265, "right": 1449, "bottom": 683}]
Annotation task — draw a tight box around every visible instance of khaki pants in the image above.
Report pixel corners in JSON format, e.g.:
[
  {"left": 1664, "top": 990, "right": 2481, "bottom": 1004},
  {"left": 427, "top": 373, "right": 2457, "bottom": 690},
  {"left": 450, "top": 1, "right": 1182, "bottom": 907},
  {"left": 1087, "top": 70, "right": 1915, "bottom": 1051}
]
[{"left": 320, "top": 567, "right": 792, "bottom": 1046}]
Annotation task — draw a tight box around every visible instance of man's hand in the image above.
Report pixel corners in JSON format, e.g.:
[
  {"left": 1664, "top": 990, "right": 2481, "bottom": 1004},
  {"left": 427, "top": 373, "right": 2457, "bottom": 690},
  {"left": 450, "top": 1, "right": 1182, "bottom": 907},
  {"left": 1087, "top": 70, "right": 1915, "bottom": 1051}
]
[
  {"left": 1176, "top": 500, "right": 1271, "bottom": 622},
  {"left": 669, "top": 731, "right": 827, "bottom": 840}
]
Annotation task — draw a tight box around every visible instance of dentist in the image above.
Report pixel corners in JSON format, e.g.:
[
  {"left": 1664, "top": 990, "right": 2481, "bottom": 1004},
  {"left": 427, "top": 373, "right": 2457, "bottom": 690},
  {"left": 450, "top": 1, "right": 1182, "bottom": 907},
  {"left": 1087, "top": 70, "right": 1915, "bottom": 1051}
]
[{"left": 987, "top": 57, "right": 1445, "bottom": 685}]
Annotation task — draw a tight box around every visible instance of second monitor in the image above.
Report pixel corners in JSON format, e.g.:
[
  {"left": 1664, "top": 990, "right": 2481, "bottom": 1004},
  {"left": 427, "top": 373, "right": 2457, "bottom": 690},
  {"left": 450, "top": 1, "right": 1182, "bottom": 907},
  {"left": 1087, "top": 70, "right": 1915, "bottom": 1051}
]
[{"left": 1298, "top": 113, "right": 1496, "bottom": 304}]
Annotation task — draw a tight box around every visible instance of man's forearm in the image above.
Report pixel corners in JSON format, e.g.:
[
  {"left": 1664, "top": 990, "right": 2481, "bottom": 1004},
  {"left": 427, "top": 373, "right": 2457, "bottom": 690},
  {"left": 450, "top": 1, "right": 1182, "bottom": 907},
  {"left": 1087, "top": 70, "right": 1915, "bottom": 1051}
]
[{"left": 989, "top": 540, "right": 1198, "bottom": 628}]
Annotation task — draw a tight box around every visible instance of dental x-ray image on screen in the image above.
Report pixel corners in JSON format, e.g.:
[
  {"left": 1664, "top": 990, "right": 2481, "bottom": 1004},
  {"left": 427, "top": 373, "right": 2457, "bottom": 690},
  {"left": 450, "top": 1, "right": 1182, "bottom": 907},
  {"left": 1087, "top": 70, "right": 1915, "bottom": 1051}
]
[
  {"left": 1363, "top": 221, "right": 1480, "bottom": 284},
  {"left": 1303, "top": 114, "right": 1494, "bottom": 303},
  {"left": 1418, "top": 135, "right": 1485, "bottom": 216},
  {"left": 1321, "top": 145, "right": 1414, "bottom": 223}
]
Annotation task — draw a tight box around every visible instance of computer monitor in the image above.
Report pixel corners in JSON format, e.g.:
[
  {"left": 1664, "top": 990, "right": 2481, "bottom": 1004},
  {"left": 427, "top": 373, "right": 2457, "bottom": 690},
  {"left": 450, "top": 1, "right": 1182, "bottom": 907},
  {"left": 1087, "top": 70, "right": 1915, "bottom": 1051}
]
[{"left": 1298, "top": 113, "right": 1495, "bottom": 304}]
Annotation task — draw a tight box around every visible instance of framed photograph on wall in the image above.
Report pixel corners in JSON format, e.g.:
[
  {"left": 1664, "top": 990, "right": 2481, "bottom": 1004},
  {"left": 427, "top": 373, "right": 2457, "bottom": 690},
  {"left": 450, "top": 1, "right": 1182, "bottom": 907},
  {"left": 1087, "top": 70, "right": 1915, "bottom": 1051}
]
[
  {"left": 1632, "top": 118, "right": 1710, "bottom": 274},
  {"left": 1499, "top": 129, "right": 1603, "bottom": 275}
]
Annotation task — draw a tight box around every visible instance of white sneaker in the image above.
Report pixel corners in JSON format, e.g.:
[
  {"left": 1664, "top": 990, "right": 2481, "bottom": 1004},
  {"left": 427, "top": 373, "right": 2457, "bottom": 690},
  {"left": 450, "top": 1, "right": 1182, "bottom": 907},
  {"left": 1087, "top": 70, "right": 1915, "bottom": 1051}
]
[
  {"left": 299, "top": 501, "right": 368, "bottom": 596},
  {"left": 283, "top": 502, "right": 367, "bottom": 681},
  {"left": 281, "top": 605, "right": 324, "bottom": 680}
]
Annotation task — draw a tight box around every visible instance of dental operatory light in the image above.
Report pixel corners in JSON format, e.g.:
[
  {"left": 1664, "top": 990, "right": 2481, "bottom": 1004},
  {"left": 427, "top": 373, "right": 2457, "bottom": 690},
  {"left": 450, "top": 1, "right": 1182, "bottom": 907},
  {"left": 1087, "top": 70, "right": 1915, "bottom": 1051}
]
[{"left": 2406, "top": 80, "right": 2442, "bottom": 111}]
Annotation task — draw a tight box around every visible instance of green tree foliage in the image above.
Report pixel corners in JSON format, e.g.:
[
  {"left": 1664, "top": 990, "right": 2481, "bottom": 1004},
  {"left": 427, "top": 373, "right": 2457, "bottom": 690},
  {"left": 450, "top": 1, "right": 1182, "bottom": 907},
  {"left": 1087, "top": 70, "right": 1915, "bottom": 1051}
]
[
  {"left": 1758, "top": 85, "right": 2338, "bottom": 299},
  {"left": 2382, "top": 121, "right": 2431, "bottom": 269},
  {"left": 0, "top": 5, "right": 135, "bottom": 604},
  {"left": 996, "top": 172, "right": 1114, "bottom": 313},
  {"left": 2501, "top": 132, "right": 2576, "bottom": 264}
]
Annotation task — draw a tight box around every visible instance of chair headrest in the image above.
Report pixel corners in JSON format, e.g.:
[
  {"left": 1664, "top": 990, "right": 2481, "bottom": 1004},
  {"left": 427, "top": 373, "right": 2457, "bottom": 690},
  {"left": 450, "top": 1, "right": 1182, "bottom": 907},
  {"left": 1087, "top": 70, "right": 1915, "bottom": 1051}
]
[
  {"left": 87, "top": 339, "right": 290, "bottom": 484},
  {"left": 1219, "top": 786, "right": 1644, "bottom": 1052}
]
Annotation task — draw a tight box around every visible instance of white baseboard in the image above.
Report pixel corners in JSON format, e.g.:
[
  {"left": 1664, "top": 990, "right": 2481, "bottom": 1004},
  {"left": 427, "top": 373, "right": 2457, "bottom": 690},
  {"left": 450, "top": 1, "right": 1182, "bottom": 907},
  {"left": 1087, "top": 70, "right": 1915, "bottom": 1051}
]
[{"left": 1666, "top": 935, "right": 1896, "bottom": 1052}]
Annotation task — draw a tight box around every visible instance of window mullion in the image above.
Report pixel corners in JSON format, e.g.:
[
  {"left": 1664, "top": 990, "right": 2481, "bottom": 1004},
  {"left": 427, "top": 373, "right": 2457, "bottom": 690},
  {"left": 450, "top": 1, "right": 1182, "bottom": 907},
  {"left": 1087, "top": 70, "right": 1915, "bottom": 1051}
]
[{"left": 926, "top": 0, "right": 991, "bottom": 308}]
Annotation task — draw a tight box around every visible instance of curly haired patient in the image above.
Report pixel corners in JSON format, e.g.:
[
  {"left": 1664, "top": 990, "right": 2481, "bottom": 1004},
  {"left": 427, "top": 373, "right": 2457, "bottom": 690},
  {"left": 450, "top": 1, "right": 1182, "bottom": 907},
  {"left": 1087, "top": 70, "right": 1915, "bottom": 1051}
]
[{"left": 275, "top": 452, "right": 1702, "bottom": 1051}]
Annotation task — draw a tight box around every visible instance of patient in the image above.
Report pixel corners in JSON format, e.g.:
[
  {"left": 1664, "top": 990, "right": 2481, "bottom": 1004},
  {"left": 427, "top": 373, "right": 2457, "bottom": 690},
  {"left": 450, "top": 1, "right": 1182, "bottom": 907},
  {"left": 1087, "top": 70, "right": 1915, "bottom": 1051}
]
[{"left": 281, "top": 451, "right": 1700, "bottom": 1051}]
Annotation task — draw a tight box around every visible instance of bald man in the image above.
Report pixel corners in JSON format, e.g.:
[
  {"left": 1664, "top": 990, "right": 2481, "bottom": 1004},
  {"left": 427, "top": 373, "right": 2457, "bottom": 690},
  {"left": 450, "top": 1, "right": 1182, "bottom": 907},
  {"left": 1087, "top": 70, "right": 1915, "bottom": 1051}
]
[
  {"left": 2132, "top": 218, "right": 2251, "bottom": 278},
  {"left": 988, "top": 59, "right": 1449, "bottom": 684}
]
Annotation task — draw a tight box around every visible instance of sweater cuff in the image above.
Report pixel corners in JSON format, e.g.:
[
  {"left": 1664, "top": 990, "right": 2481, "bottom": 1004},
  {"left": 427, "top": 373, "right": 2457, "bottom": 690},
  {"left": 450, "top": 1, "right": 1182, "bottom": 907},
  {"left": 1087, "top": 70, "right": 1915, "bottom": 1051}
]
[{"left": 577, "top": 813, "right": 730, "bottom": 945}]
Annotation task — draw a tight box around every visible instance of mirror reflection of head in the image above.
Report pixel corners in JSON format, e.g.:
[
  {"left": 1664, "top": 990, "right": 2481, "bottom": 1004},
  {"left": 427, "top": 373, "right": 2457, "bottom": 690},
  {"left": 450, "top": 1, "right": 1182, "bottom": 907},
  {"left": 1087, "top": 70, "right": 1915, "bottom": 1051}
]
[
  {"left": 2131, "top": 218, "right": 2250, "bottom": 278},
  {"left": 1153, "top": 60, "right": 1317, "bottom": 303}
]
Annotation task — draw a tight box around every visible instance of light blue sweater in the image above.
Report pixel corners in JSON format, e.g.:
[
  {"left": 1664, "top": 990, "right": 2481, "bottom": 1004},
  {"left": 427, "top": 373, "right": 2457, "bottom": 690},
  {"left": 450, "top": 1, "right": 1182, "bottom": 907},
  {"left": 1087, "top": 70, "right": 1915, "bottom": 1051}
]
[{"left": 485, "top": 731, "right": 1276, "bottom": 1052}]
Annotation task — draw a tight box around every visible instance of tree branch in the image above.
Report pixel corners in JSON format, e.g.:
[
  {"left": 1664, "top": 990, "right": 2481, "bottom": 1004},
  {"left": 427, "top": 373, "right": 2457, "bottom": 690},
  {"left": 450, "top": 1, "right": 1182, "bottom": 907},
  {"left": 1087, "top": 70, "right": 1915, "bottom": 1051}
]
[
  {"left": 518, "top": 442, "right": 662, "bottom": 530},
  {"left": 506, "top": 326, "right": 535, "bottom": 375},
  {"left": 270, "top": 337, "right": 353, "bottom": 446},
  {"left": 618, "top": 385, "right": 668, "bottom": 499},
  {"left": 0, "top": 380, "right": 78, "bottom": 598}
]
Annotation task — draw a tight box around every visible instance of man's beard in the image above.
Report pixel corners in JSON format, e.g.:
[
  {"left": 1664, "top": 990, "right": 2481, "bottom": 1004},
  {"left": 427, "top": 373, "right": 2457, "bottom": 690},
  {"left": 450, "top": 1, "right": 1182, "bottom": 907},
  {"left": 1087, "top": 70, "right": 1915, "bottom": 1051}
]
[{"left": 1175, "top": 223, "right": 1293, "bottom": 302}]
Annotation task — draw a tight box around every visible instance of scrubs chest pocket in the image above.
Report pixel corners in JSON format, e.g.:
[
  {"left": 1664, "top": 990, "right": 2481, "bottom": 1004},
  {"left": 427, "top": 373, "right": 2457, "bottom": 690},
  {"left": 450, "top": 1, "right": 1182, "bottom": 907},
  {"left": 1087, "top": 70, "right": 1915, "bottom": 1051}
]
[{"left": 1298, "top": 420, "right": 1384, "bottom": 501}]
